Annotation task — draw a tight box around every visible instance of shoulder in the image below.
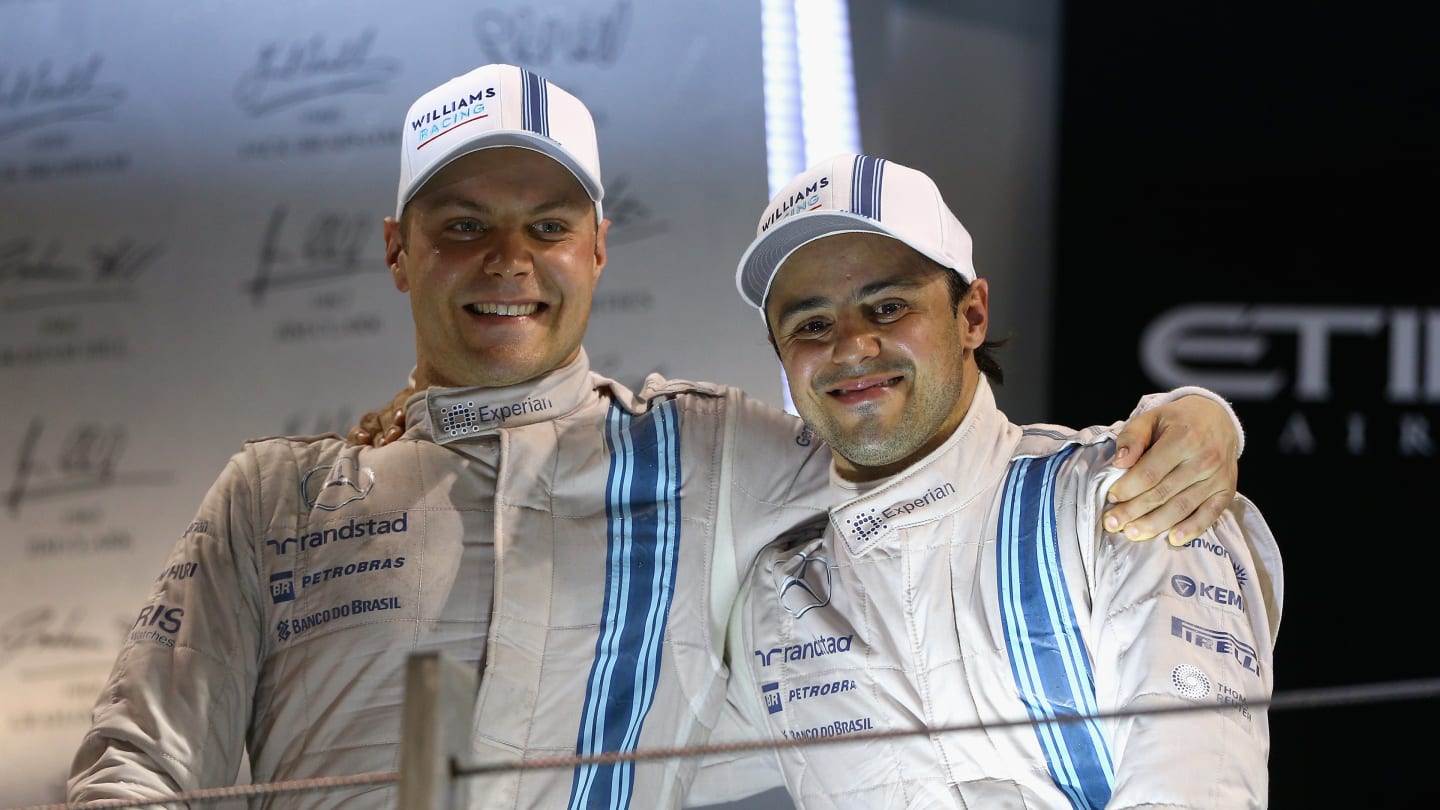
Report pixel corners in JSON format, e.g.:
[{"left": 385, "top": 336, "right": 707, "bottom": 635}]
[
  {"left": 1013, "top": 421, "right": 1119, "bottom": 466},
  {"left": 635, "top": 374, "right": 801, "bottom": 427},
  {"left": 230, "top": 433, "right": 356, "bottom": 486}
]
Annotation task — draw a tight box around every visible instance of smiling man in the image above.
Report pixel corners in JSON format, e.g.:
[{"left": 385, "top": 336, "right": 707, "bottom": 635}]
[
  {"left": 727, "top": 154, "right": 1284, "bottom": 809},
  {"left": 68, "top": 66, "right": 1253, "bottom": 810}
]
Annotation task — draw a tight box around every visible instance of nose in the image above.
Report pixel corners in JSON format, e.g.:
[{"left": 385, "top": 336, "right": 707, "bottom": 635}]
[
  {"left": 484, "top": 229, "right": 533, "bottom": 278},
  {"left": 830, "top": 315, "right": 881, "bottom": 366}
]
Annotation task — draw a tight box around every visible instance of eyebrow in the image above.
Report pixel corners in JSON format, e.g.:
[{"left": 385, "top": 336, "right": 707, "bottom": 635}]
[
  {"left": 422, "top": 196, "right": 588, "bottom": 218},
  {"left": 774, "top": 277, "right": 924, "bottom": 325}
]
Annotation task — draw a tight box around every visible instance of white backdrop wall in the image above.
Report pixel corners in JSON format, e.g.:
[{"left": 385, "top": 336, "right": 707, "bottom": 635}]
[{"left": 0, "top": 1, "right": 1059, "bottom": 806}]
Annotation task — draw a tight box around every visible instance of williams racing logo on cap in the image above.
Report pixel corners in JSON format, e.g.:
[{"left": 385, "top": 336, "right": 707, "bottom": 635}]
[
  {"left": 760, "top": 177, "right": 830, "bottom": 232},
  {"left": 411, "top": 86, "right": 497, "bottom": 148},
  {"left": 772, "top": 550, "right": 833, "bottom": 619}
]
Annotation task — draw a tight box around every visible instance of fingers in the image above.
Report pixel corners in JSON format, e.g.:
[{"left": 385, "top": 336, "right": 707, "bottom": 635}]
[
  {"left": 1110, "top": 409, "right": 1158, "bottom": 470},
  {"left": 350, "top": 390, "right": 414, "bottom": 448},
  {"left": 373, "top": 407, "right": 407, "bottom": 447},
  {"left": 1104, "top": 448, "right": 1236, "bottom": 542},
  {"left": 346, "top": 410, "right": 385, "bottom": 446},
  {"left": 1105, "top": 486, "right": 1233, "bottom": 546},
  {"left": 1103, "top": 429, "right": 1231, "bottom": 540}
]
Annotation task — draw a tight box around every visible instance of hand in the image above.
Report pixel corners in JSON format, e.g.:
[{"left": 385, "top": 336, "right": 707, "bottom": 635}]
[
  {"left": 345, "top": 386, "right": 414, "bottom": 448},
  {"left": 1103, "top": 394, "right": 1239, "bottom": 546}
]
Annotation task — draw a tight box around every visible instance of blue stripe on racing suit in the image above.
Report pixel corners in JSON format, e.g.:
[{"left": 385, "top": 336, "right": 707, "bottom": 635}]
[
  {"left": 570, "top": 400, "right": 683, "bottom": 809},
  {"left": 998, "top": 444, "right": 1115, "bottom": 809}
]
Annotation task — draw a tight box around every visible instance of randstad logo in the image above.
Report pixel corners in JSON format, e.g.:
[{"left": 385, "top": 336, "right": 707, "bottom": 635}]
[
  {"left": 753, "top": 634, "right": 853, "bottom": 668},
  {"left": 411, "top": 87, "right": 497, "bottom": 144},
  {"left": 265, "top": 512, "right": 409, "bottom": 557}
]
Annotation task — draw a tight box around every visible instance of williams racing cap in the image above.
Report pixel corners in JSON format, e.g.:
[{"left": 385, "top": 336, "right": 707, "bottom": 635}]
[
  {"left": 395, "top": 63, "right": 603, "bottom": 219},
  {"left": 735, "top": 153, "right": 976, "bottom": 311}
]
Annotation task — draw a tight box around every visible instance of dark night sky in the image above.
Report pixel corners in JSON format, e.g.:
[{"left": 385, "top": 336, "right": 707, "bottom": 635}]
[{"left": 1053, "top": 4, "right": 1438, "bottom": 806}]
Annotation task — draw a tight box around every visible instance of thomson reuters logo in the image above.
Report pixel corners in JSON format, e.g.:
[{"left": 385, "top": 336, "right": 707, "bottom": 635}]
[{"left": 1171, "top": 664, "right": 1211, "bottom": 701}]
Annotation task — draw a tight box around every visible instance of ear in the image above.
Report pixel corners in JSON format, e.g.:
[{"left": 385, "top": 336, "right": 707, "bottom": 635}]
[
  {"left": 958, "top": 277, "right": 989, "bottom": 348},
  {"left": 383, "top": 216, "right": 408, "bottom": 292},
  {"left": 592, "top": 216, "right": 610, "bottom": 284}
]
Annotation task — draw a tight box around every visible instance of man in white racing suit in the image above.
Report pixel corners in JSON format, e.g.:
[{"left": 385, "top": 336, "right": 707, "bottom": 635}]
[
  {"left": 726, "top": 154, "right": 1283, "bottom": 809},
  {"left": 66, "top": 66, "right": 1250, "bottom": 809}
]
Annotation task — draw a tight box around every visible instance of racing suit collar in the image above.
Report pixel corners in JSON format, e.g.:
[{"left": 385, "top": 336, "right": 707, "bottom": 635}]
[
  {"left": 828, "top": 376, "right": 1021, "bottom": 556},
  {"left": 410, "top": 348, "right": 600, "bottom": 444}
]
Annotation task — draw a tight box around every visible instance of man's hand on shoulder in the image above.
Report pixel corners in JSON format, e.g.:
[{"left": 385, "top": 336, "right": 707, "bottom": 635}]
[
  {"left": 1104, "top": 394, "right": 1240, "bottom": 547},
  {"left": 346, "top": 386, "right": 414, "bottom": 448}
]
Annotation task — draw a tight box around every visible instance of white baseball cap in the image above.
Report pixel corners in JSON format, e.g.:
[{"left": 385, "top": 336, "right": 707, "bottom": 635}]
[
  {"left": 735, "top": 153, "right": 976, "bottom": 311},
  {"left": 395, "top": 63, "right": 603, "bottom": 219}
]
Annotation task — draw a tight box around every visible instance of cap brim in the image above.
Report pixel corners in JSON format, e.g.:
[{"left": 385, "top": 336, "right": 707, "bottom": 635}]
[
  {"left": 735, "top": 212, "right": 897, "bottom": 311},
  {"left": 398, "top": 131, "right": 603, "bottom": 218}
]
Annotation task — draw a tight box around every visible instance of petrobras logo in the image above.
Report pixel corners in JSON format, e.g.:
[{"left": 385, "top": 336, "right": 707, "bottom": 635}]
[
  {"left": 301, "top": 556, "right": 405, "bottom": 589},
  {"left": 411, "top": 86, "right": 498, "bottom": 148},
  {"left": 265, "top": 512, "right": 409, "bottom": 557},
  {"left": 772, "top": 549, "right": 832, "bottom": 619},
  {"left": 788, "top": 678, "right": 858, "bottom": 704},
  {"left": 1170, "top": 574, "right": 1245, "bottom": 613},
  {"left": 269, "top": 571, "right": 295, "bottom": 604},
  {"left": 881, "top": 482, "right": 957, "bottom": 520},
  {"left": 1171, "top": 616, "right": 1261, "bottom": 676},
  {"left": 762, "top": 682, "right": 783, "bottom": 714},
  {"left": 302, "top": 457, "right": 375, "bottom": 511},
  {"left": 760, "top": 177, "right": 830, "bottom": 232},
  {"left": 753, "top": 633, "right": 853, "bottom": 668}
]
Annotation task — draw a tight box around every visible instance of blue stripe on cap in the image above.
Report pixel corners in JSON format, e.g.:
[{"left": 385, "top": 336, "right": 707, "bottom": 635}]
[
  {"left": 850, "top": 154, "right": 886, "bottom": 220},
  {"left": 522, "top": 68, "right": 549, "bottom": 136},
  {"left": 568, "top": 400, "right": 682, "bottom": 809},
  {"left": 997, "top": 444, "right": 1115, "bottom": 810}
]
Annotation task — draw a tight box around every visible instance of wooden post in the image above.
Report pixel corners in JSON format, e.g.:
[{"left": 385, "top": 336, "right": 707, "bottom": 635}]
[{"left": 398, "top": 651, "right": 477, "bottom": 810}]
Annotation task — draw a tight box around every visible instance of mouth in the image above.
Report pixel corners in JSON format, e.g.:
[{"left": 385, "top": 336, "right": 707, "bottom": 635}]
[
  {"left": 826, "top": 375, "right": 904, "bottom": 399},
  {"left": 464, "top": 302, "right": 544, "bottom": 317}
]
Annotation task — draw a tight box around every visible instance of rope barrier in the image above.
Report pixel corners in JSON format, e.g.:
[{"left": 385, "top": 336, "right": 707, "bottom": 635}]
[{"left": 7, "top": 676, "right": 1436, "bottom": 810}]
